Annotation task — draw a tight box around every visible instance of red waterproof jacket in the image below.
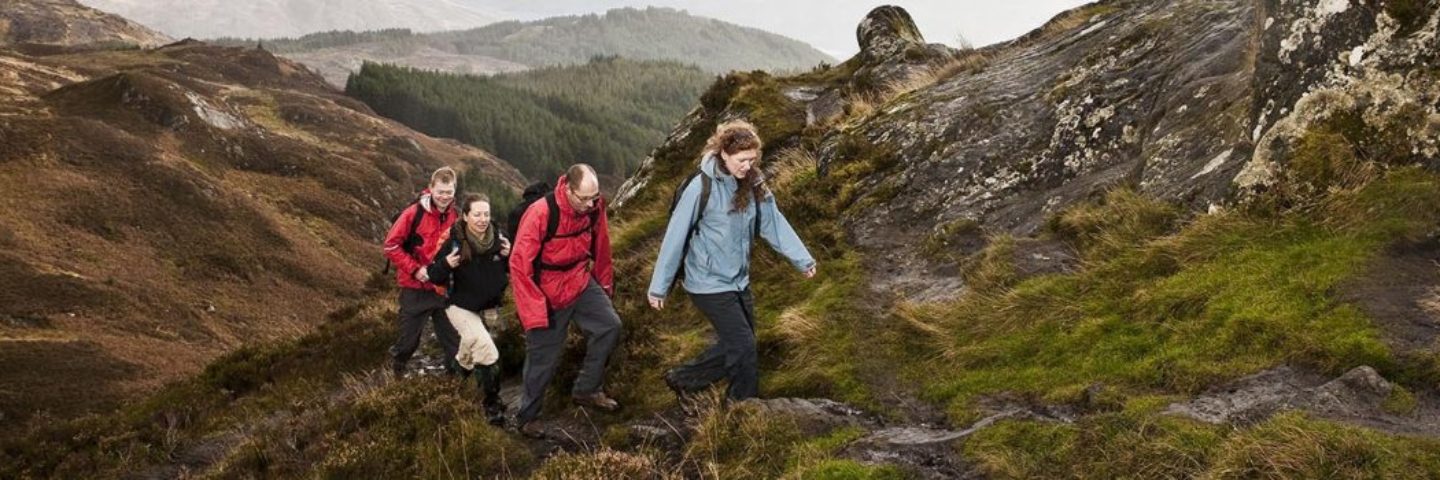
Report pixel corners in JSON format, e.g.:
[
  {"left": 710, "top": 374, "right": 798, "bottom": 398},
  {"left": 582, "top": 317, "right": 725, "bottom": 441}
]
[
  {"left": 509, "top": 176, "right": 614, "bottom": 331},
  {"left": 382, "top": 191, "right": 457, "bottom": 290}
]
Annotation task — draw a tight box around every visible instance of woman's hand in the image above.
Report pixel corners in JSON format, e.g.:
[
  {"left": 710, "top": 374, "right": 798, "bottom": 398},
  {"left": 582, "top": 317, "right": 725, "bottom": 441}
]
[
  {"left": 445, "top": 249, "right": 461, "bottom": 268},
  {"left": 802, "top": 265, "right": 817, "bottom": 279},
  {"left": 648, "top": 294, "right": 665, "bottom": 310},
  {"left": 500, "top": 237, "right": 512, "bottom": 257}
]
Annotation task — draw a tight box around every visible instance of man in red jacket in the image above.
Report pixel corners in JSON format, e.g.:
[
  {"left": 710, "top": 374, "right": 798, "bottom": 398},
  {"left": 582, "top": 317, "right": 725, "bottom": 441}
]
[
  {"left": 510, "top": 163, "right": 623, "bottom": 437},
  {"left": 382, "top": 167, "right": 461, "bottom": 378}
]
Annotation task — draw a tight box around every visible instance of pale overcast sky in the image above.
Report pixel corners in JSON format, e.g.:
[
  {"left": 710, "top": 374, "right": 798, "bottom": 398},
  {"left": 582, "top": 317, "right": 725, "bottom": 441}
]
[{"left": 474, "top": 1, "right": 1095, "bottom": 57}]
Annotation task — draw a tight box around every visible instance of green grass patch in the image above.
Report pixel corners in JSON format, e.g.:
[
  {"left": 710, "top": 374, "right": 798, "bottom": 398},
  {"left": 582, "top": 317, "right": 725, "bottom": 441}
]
[
  {"left": 793, "top": 459, "right": 909, "bottom": 480},
  {"left": 1383, "top": 385, "right": 1420, "bottom": 416},
  {"left": 903, "top": 166, "right": 1440, "bottom": 424},
  {"left": 966, "top": 410, "right": 1440, "bottom": 479}
]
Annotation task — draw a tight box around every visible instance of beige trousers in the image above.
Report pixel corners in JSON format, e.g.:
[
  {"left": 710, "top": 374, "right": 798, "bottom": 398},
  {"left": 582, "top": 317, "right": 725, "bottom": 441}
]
[{"left": 445, "top": 306, "right": 501, "bottom": 370}]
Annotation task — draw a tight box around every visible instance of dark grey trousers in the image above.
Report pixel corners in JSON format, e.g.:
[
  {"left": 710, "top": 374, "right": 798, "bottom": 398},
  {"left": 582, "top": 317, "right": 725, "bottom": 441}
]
[
  {"left": 668, "top": 288, "right": 758, "bottom": 400},
  {"left": 516, "top": 280, "right": 623, "bottom": 423},
  {"left": 390, "top": 288, "right": 461, "bottom": 369}
]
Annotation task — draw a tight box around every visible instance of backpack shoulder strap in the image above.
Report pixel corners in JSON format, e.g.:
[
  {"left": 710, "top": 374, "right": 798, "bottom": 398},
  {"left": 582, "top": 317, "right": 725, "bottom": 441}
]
[
  {"left": 543, "top": 193, "right": 560, "bottom": 242},
  {"left": 752, "top": 190, "right": 762, "bottom": 240},
  {"left": 407, "top": 202, "right": 426, "bottom": 238},
  {"left": 694, "top": 171, "right": 711, "bottom": 231},
  {"left": 533, "top": 194, "right": 561, "bottom": 291},
  {"left": 671, "top": 170, "right": 712, "bottom": 288},
  {"left": 588, "top": 198, "right": 602, "bottom": 258}
]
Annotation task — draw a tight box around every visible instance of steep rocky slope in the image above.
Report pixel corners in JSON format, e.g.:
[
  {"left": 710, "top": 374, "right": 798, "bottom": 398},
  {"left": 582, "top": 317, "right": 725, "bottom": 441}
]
[
  {"left": 623, "top": 0, "right": 1440, "bottom": 301},
  {"left": 0, "top": 11, "right": 525, "bottom": 427}
]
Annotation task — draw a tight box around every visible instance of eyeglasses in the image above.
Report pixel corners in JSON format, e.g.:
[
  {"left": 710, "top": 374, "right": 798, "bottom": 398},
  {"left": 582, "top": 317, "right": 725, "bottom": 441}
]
[{"left": 570, "top": 188, "right": 601, "bottom": 204}]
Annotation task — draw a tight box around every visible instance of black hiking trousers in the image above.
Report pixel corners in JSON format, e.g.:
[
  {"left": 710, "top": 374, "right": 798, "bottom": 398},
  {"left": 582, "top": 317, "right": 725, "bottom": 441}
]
[
  {"left": 391, "top": 288, "right": 461, "bottom": 372},
  {"left": 667, "top": 288, "right": 759, "bottom": 400}
]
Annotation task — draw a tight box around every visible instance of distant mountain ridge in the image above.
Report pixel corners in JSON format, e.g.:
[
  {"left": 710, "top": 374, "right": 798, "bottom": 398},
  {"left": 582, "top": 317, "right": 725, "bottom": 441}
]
[
  {"left": 210, "top": 7, "right": 837, "bottom": 86},
  {"left": 77, "top": 0, "right": 503, "bottom": 39}
]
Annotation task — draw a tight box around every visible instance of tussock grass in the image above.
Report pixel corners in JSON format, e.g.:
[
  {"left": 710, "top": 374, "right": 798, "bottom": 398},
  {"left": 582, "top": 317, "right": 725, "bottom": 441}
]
[
  {"left": 310, "top": 378, "right": 534, "bottom": 478},
  {"left": 532, "top": 448, "right": 673, "bottom": 479},
  {"left": 835, "top": 51, "right": 990, "bottom": 131},
  {"left": 768, "top": 146, "right": 821, "bottom": 192},
  {"left": 911, "top": 169, "right": 1440, "bottom": 423},
  {"left": 1038, "top": 3, "right": 1122, "bottom": 38},
  {"left": 882, "top": 51, "right": 991, "bottom": 98},
  {"left": 967, "top": 408, "right": 1440, "bottom": 479},
  {"left": 531, "top": 396, "right": 901, "bottom": 479}
]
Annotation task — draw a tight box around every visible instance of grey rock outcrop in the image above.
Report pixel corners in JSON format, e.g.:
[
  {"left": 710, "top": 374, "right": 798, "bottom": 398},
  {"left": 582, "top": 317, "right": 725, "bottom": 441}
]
[
  {"left": 851, "top": 6, "right": 960, "bottom": 92},
  {"left": 1165, "top": 366, "right": 1440, "bottom": 437},
  {"left": 850, "top": 0, "right": 1440, "bottom": 299}
]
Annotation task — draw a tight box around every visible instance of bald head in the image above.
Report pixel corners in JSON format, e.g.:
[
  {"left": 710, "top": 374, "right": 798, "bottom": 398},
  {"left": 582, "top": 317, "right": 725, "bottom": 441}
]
[
  {"left": 565, "top": 163, "right": 601, "bottom": 213},
  {"left": 567, "top": 164, "right": 599, "bottom": 195}
]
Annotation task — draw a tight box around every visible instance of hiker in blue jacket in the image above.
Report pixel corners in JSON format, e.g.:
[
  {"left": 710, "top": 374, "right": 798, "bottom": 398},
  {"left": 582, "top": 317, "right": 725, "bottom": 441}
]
[{"left": 647, "top": 119, "right": 816, "bottom": 403}]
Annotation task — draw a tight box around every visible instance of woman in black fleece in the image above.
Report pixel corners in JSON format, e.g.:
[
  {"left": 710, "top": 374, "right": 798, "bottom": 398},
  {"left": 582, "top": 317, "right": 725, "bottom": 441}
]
[{"left": 429, "top": 193, "right": 511, "bottom": 424}]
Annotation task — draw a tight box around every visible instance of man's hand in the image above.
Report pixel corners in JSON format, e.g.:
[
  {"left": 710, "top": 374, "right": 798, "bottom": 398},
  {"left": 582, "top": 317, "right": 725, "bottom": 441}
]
[
  {"left": 802, "top": 265, "right": 817, "bottom": 279},
  {"left": 414, "top": 267, "right": 430, "bottom": 283},
  {"left": 648, "top": 294, "right": 665, "bottom": 310}
]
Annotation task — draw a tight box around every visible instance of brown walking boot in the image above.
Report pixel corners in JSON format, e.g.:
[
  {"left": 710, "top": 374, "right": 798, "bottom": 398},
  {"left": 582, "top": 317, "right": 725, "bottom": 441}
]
[
  {"left": 571, "top": 391, "right": 621, "bottom": 412},
  {"left": 519, "top": 419, "right": 545, "bottom": 439}
]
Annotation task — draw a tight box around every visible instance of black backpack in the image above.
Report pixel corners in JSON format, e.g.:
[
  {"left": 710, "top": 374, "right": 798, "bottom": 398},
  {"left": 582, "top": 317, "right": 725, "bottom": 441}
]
[
  {"left": 665, "top": 170, "right": 760, "bottom": 290},
  {"left": 510, "top": 181, "right": 601, "bottom": 287},
  {"left": 507, "top": 181, "right": 552, "bottom": 242},
  {"left": 381, "top": 197, "right": 429, "bottom": 274}
]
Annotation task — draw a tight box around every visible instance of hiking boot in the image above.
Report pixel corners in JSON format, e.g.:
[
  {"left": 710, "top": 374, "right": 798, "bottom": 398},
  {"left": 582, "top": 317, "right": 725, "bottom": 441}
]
[
  {"left": 391, "top": 361, "right": 407, "bottom": 379},
  {"left": 477, "top": 364, "right": 504, "bottom": 425},
  {"left": 519, "top": 419, "right": 545, "bottom": 439},
  {"left": 664, "top": 373, "right": 698, "bottom": 415},
  {"left": 571, "top": 391, "right": 621, "bottom": 412},
  {"left": 485, "top": 404, "right": 507, "bottom": 427}
]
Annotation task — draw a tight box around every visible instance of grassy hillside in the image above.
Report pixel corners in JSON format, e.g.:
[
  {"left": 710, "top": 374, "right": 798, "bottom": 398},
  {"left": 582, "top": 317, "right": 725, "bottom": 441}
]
[
  {"left": 0, "top": 40, "right": 525, "bottom": 431},
  {"left": 345, "top": 56, "right": 713, "bottom": 181},
  {"left": 7, "top": 58, "right": 1440, "bottom": 480}
]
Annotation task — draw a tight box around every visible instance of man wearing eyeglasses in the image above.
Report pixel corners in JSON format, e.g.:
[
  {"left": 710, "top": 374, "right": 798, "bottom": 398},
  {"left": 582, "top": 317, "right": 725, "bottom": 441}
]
[{"left": 508, "top": 163, "right": 623, "bottom": 437}]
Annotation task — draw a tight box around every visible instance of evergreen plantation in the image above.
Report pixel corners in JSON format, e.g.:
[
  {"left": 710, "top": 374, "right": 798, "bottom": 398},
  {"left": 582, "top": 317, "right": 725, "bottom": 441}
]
[{"left": 344, "top": 57, "right": 713, "bottom": 182}]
